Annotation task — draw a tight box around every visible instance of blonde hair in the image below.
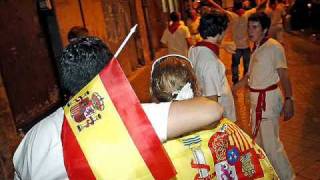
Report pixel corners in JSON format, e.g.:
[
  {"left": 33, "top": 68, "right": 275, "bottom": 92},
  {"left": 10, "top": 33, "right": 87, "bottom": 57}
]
[{"left": 151, "top": 55, "right": 200, "bottom": 102}]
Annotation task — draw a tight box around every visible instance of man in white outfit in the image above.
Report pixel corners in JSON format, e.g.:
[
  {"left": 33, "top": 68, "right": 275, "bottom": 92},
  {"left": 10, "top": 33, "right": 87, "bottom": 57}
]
[
  {"left": 13, "top": 37, "right": 223, "bottom": 180},
  {"left": 233, "top": 12, "right": 295, "bottom": 180},
  {"left": 188, "top": 11, "right": 237, "bottom": 122},
  {"left": 161, "top": 12, "right": 192, "bottom": 57}
]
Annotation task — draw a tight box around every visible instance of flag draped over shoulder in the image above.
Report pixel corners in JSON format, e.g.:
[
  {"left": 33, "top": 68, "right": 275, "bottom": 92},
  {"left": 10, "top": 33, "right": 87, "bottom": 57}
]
[
  {"left": 163, "top": 118, "right": 278, "bottom": 180},
  {"left": 61, "top": 59, "right": 176, "bottom": 180}
]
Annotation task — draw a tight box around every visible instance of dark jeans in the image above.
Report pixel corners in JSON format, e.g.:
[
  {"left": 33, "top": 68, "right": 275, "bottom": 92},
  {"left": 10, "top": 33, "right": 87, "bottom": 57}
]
[{"left": 231, "top": 48, "right": 251, "bottom": 84}]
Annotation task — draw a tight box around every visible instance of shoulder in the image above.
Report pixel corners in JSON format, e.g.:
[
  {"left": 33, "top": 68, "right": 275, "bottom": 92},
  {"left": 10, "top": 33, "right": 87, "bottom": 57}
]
[
  {"left": 13, "top": 107, "right": 65, "bottom": 179},
  {"left": 179, "top": 25, "right": 190, "bottom": 32},
  {"left": 266, "top": 38, "right": 284, "bottom": 52},
  {"left": 15, "top": 107, "right": 64, "bottom": 153}
]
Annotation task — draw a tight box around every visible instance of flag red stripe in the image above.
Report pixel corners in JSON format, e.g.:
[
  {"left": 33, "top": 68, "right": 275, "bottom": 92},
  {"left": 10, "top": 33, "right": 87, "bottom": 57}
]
[
  {"left": 99, "top": 59, "right": 176, "bottom": 179},
  {"left": 61, "top": 117, "right": 96, "bottom": 180}
]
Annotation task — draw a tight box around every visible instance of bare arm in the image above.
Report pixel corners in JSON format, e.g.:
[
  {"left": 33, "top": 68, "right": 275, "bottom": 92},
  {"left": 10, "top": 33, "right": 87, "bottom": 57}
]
[
  {"left": 277, "top": 68, "right": 294, "bottom": 121},
  {"left": 167, "top": 97, "right": 223, "bottom": 139},
  {"left": 206, "top": 95, "right": 218, "bottom": 102},
  {"left": 206, "top": 0, "right": 225, "bottom": 12}
]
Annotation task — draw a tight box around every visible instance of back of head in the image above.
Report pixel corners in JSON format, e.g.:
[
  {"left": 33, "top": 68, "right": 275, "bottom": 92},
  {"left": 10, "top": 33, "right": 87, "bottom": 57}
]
[
  {"left": 67, "top": 26, "right": 89, "bottom": 43},
  {"left": 248, "top": 12, "right": 271, "bottom": 31},
  {"left": 233, "top": 0, "right": 243, "bottom": 11},
  {"left": 268, "top": 0, "right": 277, "bottom": 8},
  {"left": 198, "top": 10, "right": 229, "bottom": 39},
  {"left": 199, "top": 0, "right": 213, "bottom": 15},
  {"left": 169, "top": 12, "right": 181, "bottom": 22},
  {"left": 58, "top": 36, "right": 113, "bottom": 100},
  {"left": 151, "top": 55, "right": 200, "bottom": 102}
]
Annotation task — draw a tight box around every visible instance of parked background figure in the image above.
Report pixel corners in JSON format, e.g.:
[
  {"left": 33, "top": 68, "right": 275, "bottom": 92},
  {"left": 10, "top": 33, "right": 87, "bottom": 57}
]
[
  {"left": 188, "top": 10, "right": 237, "bottom": 122},
  {"left": 232, "top": 12, "right": 295, "bottom": 179},
  {"left": 161, "top": 12, "right": 192, "bottom": 57}
]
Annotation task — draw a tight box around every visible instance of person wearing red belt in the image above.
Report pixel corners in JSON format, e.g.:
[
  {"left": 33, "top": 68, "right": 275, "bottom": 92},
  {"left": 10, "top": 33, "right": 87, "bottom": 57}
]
[{"left": 232, "top": 12, "right": 295, "bottom": 180}]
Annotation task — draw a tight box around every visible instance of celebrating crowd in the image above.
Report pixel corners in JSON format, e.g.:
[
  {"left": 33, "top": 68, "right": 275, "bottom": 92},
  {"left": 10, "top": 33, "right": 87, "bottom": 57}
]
[{"left": 13, "top": 0, "right": 296, "bottom": 179}]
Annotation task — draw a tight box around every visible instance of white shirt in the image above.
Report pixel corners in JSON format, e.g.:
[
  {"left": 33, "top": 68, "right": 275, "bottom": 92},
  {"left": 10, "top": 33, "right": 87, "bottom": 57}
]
[
  {"left": 188, "top": 46, "right": 237, "bottom": 122},
  {"left": 248, "top": 38, "right": 287, "bottom": 89},
  {"left": 161, "top": 24, "right": 191, "bottom": 57},
  {"left": 13, "top": 102, "right": 171, "bottom": 180}
]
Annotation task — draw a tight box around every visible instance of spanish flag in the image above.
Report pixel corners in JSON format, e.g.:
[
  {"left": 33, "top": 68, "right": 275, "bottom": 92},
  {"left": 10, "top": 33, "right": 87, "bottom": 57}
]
[{"left": 61, "top": 59, "right": 176, "bottom": 179}]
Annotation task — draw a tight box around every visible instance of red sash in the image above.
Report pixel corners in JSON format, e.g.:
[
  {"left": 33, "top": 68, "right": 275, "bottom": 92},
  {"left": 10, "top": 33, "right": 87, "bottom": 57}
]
[{"left": 249, "top": 84, "right": 278, "bottom": 139}]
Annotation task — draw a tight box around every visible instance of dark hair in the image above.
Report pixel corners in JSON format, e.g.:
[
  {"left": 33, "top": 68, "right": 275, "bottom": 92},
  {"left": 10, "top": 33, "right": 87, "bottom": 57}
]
[
  {"left": 269, "top": 0, "right": 276, "bottom": 5},
  {"left": 248, "top": 12, "right": 271, "bottom": 31},
  {"left": 198, "top": 10, "right": 229, "bottom": 39},
  {"left": 199, "top": 0, "right": 212, "bottom": 7},
  {"left": 58, "top": 36, "right": 113, "bottom": 99},
  {"left": 67, "top": 26, "right": 89, "bottom": 42},
  {"left": 233, "top": 0, "right": 243, "bottom": 11},
  {"left": 169, "top": 12, "right": 180, "bottom": 22}
]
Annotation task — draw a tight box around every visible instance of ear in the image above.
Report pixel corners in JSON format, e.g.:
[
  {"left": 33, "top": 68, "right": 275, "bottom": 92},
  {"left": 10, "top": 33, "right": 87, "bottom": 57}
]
[{"left": 263, "top": 29, "right": 268, "bottom": 35}]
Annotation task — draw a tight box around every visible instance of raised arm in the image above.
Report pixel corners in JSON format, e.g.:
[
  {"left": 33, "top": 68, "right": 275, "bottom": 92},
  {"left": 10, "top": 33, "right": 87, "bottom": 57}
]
[
  {"left": 206, "top": 0, "right": 225, "bottom": 12},
  {"left": 167, "top": 97, "right": 223, "bottom": 139}
]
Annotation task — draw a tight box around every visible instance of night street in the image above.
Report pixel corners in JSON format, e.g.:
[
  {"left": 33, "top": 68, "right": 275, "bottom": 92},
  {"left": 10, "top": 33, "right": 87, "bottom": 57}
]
[{"left": 1, "top": 0, "right": 320, "bottom": 178}]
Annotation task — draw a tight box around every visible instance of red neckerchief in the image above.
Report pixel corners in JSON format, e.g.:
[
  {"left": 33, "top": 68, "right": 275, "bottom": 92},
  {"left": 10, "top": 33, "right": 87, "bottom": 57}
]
[
  {"left": 252, "top": 37, "right": 269, "bottom": 52},
  {"left": 235, "top": 9, "right": 245, "bottom": 16},
  {"left": 168, "top": 22, "right": 181, "bottom": 33},
  {"left": 195, "top": 41, "right": 220, "bottom": 57}
]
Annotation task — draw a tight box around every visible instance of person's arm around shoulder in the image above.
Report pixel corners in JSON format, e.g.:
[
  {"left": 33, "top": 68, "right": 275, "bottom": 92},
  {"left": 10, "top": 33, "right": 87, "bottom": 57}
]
[
  {"left": 167, "top": 97, "right": 223, "bottom": 139},
  {"left": 277, "top": 68, "right": 294, "bottom": 121}
]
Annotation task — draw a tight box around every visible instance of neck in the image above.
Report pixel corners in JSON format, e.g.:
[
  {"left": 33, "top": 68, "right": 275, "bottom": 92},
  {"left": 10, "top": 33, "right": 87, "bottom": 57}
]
[
  {"left": 255, "top": 35, "right": 266, "bottom": 47},
  {"left": 203, "top": 36, "right": 220, "bottom": 45}
]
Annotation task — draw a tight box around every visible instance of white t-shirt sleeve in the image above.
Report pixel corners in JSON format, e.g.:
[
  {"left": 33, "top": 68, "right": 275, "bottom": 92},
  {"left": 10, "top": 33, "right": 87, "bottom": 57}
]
[
  {"left": 161, "top": 29, "right": 169, "bottom": 45},
  {"left": 198, "top": 52, "right": 222, "bottom": 96},
  {"left": 273, "top": 44, "right": 287, "bottom": 69},
  {"left": 13, "top": 108, "right": 67, "bottom": 180},
  {"left": 141, "top": 102, "right": 171, "bottom": 142}
]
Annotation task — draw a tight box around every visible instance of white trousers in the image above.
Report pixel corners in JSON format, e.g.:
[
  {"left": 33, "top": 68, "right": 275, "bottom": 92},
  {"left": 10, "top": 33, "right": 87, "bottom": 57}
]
[{"left": 250, "top": 88, "right": 295, "bottom": 180}]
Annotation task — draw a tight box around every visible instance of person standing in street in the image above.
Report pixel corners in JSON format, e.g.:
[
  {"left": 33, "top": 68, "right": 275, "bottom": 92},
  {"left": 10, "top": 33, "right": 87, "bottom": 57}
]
[
  {"left": 188, "top": 10, "right": 237, "bottom": 122},
  {"left": 161, "top": 12, "right": 192, "bottom": 57},
  {"left": 233, "top": 12, "right": 295, "bottom": 180}
]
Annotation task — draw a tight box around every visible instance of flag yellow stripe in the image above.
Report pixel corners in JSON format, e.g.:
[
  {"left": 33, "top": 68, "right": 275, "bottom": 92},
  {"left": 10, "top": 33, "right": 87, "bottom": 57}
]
[{"left": 64, "top": 76, "right": 153, "bottom": 179}]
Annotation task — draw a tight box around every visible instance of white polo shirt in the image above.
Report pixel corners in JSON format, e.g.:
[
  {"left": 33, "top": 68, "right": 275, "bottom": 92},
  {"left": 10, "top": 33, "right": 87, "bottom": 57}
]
[{"left": 248, "top": 38, "right": 287, "bottom": 89}]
